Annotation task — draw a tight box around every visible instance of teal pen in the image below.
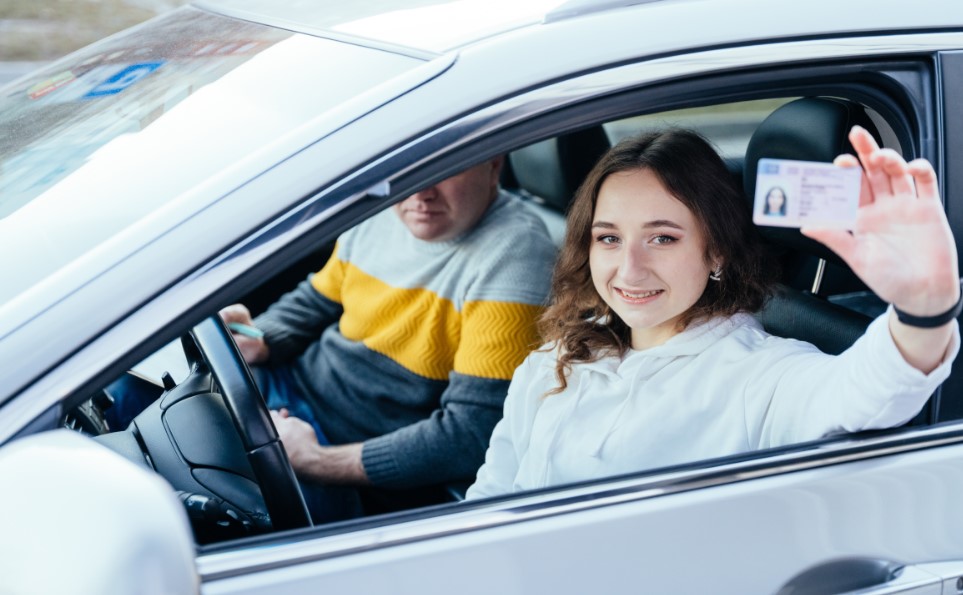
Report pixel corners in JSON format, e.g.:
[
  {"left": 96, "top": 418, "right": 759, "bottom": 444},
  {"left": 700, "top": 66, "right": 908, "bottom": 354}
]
[{"left": 227, "top": 322, "right": 265, "bottom": 339}]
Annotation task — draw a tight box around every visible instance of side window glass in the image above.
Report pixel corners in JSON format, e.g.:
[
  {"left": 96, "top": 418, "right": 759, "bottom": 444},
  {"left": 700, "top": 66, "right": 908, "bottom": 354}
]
[{"left": 604, "top": 98, "right": 796, "bottom": 158}]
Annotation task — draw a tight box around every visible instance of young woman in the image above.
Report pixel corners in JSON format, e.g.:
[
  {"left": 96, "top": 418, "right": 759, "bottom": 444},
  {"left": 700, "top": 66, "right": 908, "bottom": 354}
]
[{"left": 466, "top": 126, "right": 960, "bottom": 499}]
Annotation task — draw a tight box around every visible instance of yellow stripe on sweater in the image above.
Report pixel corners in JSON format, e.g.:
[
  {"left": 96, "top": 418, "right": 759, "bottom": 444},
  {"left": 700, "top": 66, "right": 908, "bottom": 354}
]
[
  {"left": 313, "top": 261, "right": 541, "bottom": 381},
  {"left": 455, "top": 300, "right": 543, "bottom": 379},
  {"left": 310, "top": 242, "right": 343, "bottom": 303}
]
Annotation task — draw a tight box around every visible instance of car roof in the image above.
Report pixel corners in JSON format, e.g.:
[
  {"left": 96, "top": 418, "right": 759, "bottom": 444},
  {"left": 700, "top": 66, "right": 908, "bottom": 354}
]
[
  {"left": 193, "top": 0, "right": 664, "bottom": 55},
  {"left": 195, "top": 0, "right": 963, "bottom": 55}
]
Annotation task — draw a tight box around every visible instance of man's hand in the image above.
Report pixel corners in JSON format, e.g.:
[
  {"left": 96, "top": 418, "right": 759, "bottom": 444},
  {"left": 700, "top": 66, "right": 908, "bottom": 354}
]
[
  {"left": 270, "top": 409, "right": 369, "bottom": 486},
  {"left": 219, "top": 303, "right": 270, "bottom": 365}
]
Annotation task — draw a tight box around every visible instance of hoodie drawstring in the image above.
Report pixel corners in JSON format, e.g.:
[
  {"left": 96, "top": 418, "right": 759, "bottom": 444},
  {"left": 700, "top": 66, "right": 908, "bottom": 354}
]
[
  {"left": 590, "top": 366, "right": 642, "bottom": 458},
  {"left": 538, "top": 378, "right": 589, "bottom": 487}
]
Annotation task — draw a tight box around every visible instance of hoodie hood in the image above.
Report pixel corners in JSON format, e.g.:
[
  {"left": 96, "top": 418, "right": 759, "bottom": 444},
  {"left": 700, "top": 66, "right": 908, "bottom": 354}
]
[{"left": 576, "top": 312, "right": 763, "bottom": 378}]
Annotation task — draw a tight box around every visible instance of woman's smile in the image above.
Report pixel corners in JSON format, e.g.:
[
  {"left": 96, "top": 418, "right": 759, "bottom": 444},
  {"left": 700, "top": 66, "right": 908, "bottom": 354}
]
[{"left": 614, "top": 287, "right": 664, "bottom": 303}]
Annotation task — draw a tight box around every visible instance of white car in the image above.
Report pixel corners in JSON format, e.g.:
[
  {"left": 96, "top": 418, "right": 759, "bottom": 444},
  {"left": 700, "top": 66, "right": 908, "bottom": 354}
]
[{"left": 3, "top": 0, "right": 963, "bottom": 593}]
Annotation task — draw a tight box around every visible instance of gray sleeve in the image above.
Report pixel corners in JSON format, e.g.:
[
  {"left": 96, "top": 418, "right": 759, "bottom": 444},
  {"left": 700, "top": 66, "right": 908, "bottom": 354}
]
[
  {"left": 253, "top": 276, "right": 343, "bottom": 363},
  {"left": 361, "top": 373, "right": 509, "bottom": 488}
]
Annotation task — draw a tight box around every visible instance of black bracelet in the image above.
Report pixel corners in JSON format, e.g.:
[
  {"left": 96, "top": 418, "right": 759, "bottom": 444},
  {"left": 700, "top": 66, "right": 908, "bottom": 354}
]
[{"left": 893, "top": 280, "right": 963, "bottom": 328}]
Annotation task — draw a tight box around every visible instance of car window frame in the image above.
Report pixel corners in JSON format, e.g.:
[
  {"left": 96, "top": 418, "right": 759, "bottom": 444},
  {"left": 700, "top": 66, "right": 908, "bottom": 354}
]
[
  {"left": 187, "top": 40, "right": 963, "bottom": 562},
  {"left": 933, "top": 49, "right": 963, "bottom": 422}
]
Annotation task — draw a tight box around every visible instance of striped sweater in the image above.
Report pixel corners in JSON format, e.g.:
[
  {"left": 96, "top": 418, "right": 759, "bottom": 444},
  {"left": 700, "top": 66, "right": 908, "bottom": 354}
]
[{"left": 255, "top": 191, "right": 556, "bottom": 488}]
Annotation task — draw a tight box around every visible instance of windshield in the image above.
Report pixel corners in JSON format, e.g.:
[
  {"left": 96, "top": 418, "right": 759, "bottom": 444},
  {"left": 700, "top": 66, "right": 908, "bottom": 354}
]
[
  {"left": 0, "top": 9, "right": 287, "bottom": 219},
  {"left": 0, "top": 6, "right": 421, "bottom": 313}
]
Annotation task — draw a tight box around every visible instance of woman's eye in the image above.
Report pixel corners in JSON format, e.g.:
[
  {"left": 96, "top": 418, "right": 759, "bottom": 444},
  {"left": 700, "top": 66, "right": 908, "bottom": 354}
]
[
  {"left": 652, "top": 235, "right": 678, "bottom": 245},
  {"left": 595, "top": 234, "right": 620, "bottom": 245}
]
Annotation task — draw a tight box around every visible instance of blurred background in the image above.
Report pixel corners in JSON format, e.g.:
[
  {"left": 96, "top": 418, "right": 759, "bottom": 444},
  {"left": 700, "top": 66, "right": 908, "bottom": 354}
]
[{"left": 0, "top": 0, "right": 189, "bottom": 84}]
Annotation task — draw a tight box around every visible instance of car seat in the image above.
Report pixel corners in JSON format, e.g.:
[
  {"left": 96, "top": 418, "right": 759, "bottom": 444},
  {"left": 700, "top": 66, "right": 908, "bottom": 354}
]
[
  {"left": 507, "top": 125, "right": 612, "bottom": 245},
  {"left": 742, "top": 97, "right": 882, "bottom": 355}
]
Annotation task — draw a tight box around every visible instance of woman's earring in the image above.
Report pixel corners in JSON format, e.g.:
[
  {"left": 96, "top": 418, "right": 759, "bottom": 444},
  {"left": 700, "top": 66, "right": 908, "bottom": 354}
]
[{"left": 709, "top": 268, "right": 722, "bottom": 282}]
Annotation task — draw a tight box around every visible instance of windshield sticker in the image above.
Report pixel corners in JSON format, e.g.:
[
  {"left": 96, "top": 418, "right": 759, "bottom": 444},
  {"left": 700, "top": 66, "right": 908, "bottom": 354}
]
[
  {"left": 83, "top": 61, "right": 165, "bottom": 99},
  {"left": 27, "top": 71, "right": 78, "bottom": 100}
]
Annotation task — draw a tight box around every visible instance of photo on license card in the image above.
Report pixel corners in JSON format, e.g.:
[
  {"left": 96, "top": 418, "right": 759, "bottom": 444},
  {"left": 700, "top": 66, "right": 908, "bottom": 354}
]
[{"left": 753, "top": 158, "right": 862, "bottom": 229}]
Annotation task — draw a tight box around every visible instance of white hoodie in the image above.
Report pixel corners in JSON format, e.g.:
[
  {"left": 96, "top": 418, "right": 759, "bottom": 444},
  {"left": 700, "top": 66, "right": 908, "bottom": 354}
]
[{"left": 466, "top": 308, "right": 959, "bottom": 499}]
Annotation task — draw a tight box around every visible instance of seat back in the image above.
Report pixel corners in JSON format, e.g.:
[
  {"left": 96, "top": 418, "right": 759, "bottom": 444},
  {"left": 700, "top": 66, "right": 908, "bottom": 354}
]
[
  {"left": 507, "top": 125, "right": 611, "bottom": 245},
  {"left": 757, "top": 286, "right": 871, "bottom": 355},
  {"left": 744, "top": 98, "right": 880, "bottom": 353}
]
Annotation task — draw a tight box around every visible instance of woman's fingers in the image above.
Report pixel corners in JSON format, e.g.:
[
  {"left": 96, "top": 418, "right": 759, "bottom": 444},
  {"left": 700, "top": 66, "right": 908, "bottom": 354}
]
[
  {"left": 833, "top": 154, "right": 859, "bottom": 168},
  {"left": 800, "top": 227, "right": 858, "bottom": 265},
  {"left": 844, "top": 126, "right": 933, "bottom": 203},
  {"left": 908, "top": 158, "right": 940, "bottom": 201},
  {"left": 848, "top": 125, "right": 881, "bottom": 160},
  {"left": 848, "top": 126, "right": 894, "bottom": 199},
  {"left": 875, "top": 149, "right": 915, "bottom": 198},
  {"left": 834, "top": 154, "right": 873, "bottom": 207}
]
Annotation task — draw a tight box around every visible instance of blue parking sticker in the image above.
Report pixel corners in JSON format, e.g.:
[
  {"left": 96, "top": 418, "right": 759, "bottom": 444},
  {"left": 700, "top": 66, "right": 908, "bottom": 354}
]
[{"left": 84, "top": 62, "right": 165, "bottom": 98}]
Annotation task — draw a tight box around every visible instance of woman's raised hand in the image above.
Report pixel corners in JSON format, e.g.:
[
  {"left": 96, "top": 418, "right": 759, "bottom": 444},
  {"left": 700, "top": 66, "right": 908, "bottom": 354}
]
[{"left": 802, "top": 126, "right": 959, "bottom": 320}]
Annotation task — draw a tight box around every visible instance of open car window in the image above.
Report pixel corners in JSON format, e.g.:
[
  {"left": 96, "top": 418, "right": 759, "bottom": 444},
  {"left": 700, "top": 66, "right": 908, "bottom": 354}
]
[{"left": 56, "top": 71, "right": 956, "bottom": 548}]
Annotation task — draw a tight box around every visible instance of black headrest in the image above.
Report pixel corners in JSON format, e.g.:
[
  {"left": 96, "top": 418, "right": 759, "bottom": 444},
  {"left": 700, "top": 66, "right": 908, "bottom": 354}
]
[
  {"left": 744, "top": 98, "right": 882, "bottom": 264},
  {"left": 509, "top": 125, "right": 611, "bottom": 213}
]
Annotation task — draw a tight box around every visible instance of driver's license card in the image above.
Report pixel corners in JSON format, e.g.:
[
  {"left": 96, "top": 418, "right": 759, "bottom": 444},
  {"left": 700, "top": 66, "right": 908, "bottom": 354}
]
[{"left": 752, "top": 158, "right": 862, "bottom": 228}]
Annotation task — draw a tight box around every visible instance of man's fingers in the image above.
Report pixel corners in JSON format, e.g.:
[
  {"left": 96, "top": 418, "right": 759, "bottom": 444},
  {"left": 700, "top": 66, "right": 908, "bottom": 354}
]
[
  {"left": 219, "top": 303, "right": 252, "bottom": 324},
  {"left": 908, "top": 158, "right": 940, "bottom": 201}
]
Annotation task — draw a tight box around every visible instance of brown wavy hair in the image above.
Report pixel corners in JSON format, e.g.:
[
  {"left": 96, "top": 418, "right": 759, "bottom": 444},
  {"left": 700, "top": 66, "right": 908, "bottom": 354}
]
[{"left": 538, "top": 128, "right": 776, "bottom": 394}]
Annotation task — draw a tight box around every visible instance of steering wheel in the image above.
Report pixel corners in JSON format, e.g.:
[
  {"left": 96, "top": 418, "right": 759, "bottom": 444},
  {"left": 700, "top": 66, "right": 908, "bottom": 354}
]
[
  {"left": 185, "top": 316, "right": 312, "bottom": 532},
  {"left": 92, "top": 315, "right": 312, "bottom": 540}
]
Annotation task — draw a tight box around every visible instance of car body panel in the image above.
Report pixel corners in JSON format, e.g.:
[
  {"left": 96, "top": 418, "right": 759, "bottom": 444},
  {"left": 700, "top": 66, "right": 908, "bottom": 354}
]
[
  {"left": 0, "top": 431, "right": 198, "bottom": 595},
  {"left": 200, "top": 425, "right": 963, "bottom": 593}
]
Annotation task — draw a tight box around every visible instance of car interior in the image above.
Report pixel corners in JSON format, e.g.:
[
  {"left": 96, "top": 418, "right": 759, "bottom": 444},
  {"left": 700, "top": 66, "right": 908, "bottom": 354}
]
[
  {"left": 507, "top": 97, "right": 883, "bottom": 350},
  {"left": 58, "top": 89, "right": 942, "bottom": 545}
]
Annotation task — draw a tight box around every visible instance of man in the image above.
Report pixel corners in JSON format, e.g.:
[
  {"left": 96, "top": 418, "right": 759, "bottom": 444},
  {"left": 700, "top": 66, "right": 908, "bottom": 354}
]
[{"left": 220, "top": 157, "right": 555, "bottom": 519}]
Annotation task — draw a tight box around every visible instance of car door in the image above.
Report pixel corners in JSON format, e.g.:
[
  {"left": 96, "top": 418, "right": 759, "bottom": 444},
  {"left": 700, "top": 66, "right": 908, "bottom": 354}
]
[{"left": 199, "top": 434, "right": 963, "bottom": 594}]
